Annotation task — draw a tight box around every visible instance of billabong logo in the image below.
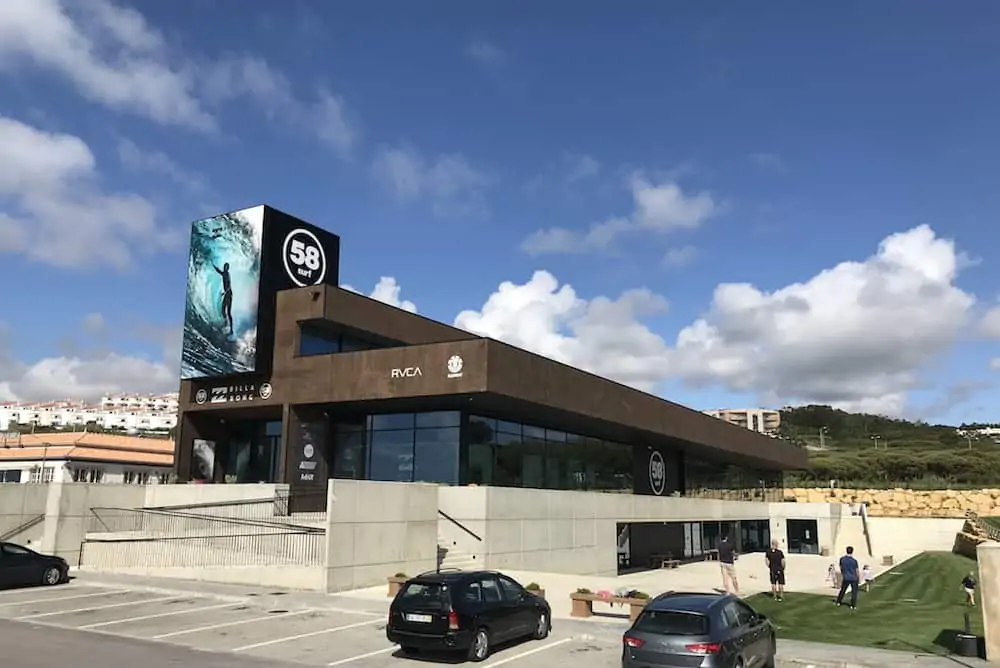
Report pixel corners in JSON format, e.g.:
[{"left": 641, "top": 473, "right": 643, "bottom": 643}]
[
  {"left": 282, "top": 228, "right": 327, "bottom": 287},
  {"left": 447, "top": 355, "right": 464, "bottom": 379},
  {"left": 648, "top": 450, "right": 666, "bottom": 496},
  {"left": 259, "top": 382, "right": 273, "bottom": 399},
  {"left": 194, "top": 389, "right": 208, "bottom": 405}
]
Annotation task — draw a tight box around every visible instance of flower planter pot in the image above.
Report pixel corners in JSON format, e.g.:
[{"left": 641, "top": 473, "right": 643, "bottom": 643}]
[
  {"left": 570, "top": 594, "right": 593, "bottom": 617},
  {"left": 387, "top": 577, "right": 407, "bottom": 597}
]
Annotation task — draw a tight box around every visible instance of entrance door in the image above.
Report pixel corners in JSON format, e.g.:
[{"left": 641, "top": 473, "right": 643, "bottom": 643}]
[{"left": 786, "top": 519, "right": 819, "bottom": 554}]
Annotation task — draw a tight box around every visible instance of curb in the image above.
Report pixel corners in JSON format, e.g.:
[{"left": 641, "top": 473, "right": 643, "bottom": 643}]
[{"left": 778, "top": 660, "right": 872, "bottom": 668}]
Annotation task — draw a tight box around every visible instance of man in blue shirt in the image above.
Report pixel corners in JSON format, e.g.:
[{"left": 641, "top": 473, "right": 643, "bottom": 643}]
[{"left": 835, "top": 546, "right": 860, "bottom": 609}]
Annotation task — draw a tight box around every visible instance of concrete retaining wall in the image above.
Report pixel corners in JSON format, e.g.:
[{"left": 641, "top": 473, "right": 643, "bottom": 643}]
[{"left": 324, "top": 479, "right": 438, "bottom": 593}]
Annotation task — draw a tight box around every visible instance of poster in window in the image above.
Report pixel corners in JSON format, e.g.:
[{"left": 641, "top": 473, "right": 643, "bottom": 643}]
[
  {"left": 683, "top": 523, "right": 693, "bottom": 558},
  {"left": 191, "top": 439, "right": 216, "bottom": 482}
]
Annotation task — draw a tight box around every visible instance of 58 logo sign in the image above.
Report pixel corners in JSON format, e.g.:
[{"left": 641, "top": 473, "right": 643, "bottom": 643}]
[
  {"left": 648, "top": 450, "right": 666, "bottom": 496},
  {"left": 282, "top": 228, "right": 327, "bottom": 287}
]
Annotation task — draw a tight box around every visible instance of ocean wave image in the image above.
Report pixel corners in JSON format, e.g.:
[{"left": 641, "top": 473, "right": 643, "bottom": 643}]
[{"left": 180, "top": 206, "right": 264, "bottom": 380}]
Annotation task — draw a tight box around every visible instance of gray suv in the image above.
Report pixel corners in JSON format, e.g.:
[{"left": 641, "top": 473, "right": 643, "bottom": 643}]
[{"left": 622, "top": 592, "right": 775, "bottom": 668}]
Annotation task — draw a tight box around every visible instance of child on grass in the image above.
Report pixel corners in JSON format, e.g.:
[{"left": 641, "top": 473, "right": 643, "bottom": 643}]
[
  {"left": 962, "top": 571, "right": 977, "bottom": 606},
  {"left": 862, "top": 565, "right": 873, "bottom": 592}
]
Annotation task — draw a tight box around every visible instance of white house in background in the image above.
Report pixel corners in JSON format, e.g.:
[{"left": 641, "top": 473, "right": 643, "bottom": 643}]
[
  {"left": 0, "top": 393, "right": 178, "bottom": 433},
  {"left": 0, "top": 432, "right": 174, "bottom": 484},
  {"left": 703, "top": 408, "right": 782, "bottom": 435}
]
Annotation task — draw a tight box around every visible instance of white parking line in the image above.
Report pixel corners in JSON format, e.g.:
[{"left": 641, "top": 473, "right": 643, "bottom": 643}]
[
  {"left": 0, "top": 590, "right": 127, "bottom": 608},
  {"left": 233, "top": 618, "right": 382, "bottom": 652},
  {"left": 482, "top": 638, "right": 574, "bottom": 668},
  {"left": 16, "top": 595, "right": 183, "bottom": 620},
  {"left": 151, "top": 609, "right": 315, "bottom": 639},
  {"left": 327, "top": 646, "right": 397, "bottom": 666},
  {"left": 79, "top": 602, "right": 240, "bottom": 629}
]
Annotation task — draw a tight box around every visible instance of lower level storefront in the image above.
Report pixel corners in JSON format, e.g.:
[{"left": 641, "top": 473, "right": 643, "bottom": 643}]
[{"left": 177, "top": 405, "right": 785, "bottom": 504}]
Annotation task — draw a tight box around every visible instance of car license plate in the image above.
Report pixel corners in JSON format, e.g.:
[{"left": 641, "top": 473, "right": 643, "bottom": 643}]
[{"left": 405, "top": 613, "right": 433, "bottom": 623}]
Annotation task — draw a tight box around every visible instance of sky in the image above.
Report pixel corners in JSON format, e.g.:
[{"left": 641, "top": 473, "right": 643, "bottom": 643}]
[{"left": 1, "top": 0, "right": 999, "bottom": 425}]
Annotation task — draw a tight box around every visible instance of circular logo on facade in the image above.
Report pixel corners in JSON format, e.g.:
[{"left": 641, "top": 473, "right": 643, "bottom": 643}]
[
  {"left": 258, "top": 382, "right": 273, "bottom": 400},
  {"left": 282, "top": 228, "right": 327, "bottom": 287},
  {"left": 303, "top": 444, "right": 315, "bottom": 459},
  {"left": 194, "top": 389, "right": 208, "bottom": 405},
  {"left": 648, "top": 450, "right": 666, "bottom": 496},
  {"left": 447, "top": 355, "right": 464, "bottom": 375}
]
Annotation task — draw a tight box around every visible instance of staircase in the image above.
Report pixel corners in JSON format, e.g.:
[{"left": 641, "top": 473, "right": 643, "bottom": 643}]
[
  {"left": 436, "top": 534, "right": 480, "bottom": 570},
  {"left": 834, "top": 516, "right": 871, "bottom": 557},
  {"left": 954, "top": 510, "right": 999, "bottom": 558}
]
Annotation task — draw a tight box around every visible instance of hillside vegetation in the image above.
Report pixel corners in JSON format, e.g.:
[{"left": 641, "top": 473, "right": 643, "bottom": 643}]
[{"left": 781, "top": 405, "right": 1000, "bottom": 488}]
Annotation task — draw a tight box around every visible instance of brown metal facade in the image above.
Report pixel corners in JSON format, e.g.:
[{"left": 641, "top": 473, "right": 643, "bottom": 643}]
[{"left": 177, "top": 284, "right": 807, "bottom": 483}]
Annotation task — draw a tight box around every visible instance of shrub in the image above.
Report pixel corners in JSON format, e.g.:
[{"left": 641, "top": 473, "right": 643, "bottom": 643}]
[
  {"left": 393, "top": 572, "right": 407, "bottom": 579},
  {"left": 631, "top": 591, "right": 650, "bottom": 599},
  {"left": 525, "top": 582, "right": 541, "bottom": 591},
  {"left": 576, "top": 587, "right": 592, "bottom": 594}
]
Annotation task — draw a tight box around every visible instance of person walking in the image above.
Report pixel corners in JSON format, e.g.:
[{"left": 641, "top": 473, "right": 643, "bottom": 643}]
[
  {"left": 835, "top": 546, "right": 860, "bottom": 610},
  {"left": 717, "top": 535, "right": 739, "bottom": 595},
  {"left": 765, "top": 539, "right": 786, "bottom": 601},
  {"left": 962, "top": 571, "right": 977, "bottom": 606}
]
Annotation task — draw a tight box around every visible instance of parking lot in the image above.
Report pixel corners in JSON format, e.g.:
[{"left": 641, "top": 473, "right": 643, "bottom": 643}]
[{"left": 0, "top": 581, "right": 616, "bottom": 668}]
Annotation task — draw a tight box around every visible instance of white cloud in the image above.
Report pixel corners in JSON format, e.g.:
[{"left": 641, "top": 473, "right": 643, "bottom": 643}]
[
  {"left": 475, "top": 225, "right": 976, "bottom": 415},
  {"left": 0, "top": 0, "right": 357, "bottom": 153},
  {"left": 979, "top": 305, "right": 1000, "bottom": 339},
  {"left": 991, "top": 358, "right": 1000, "bottom": 372},
  {"left": 117, "top": 138, "right": 206, "bottom": 192},
  {"left": 342, "top": 277, "right": 417, "bottom": 313},
  {"left": 0, "top": 315, "right": 178, "bottom": 402},
  {"left": 522, "top": 172, "right": 718, "bottom": 255},
  {"left": 455, "top": 271, "right": 672, "bottom": 392},
  {"left": 372, "top": 144, "right": 491, "bottom": 217},
  {"left": 663, "top": 245, "right": 698, "bottom": 268},
  {"left": 0, "top": 116, "right": 179, "bottom": 270},
  {"left": 81, "top": 313, "right": 107, "bottom": 335},
  {"left": 0, "top": 0, "right": 211, "bottom": 130},
  {"left": 467, "top": 39, "right": 506, "bottom": 66}
]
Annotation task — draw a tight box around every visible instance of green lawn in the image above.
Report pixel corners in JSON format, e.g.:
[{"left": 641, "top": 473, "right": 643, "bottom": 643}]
[
  {"left": 985, "top": 516, "right": 1000, "bottom": 530},
  {"left": 746, "top": 552, "right": 983, "bottom": 654}
]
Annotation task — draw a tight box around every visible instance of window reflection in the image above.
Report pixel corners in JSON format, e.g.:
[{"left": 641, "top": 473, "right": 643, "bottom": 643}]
[
  {"left": 683, "top": 456, "right": 783, "bottom": 502},
  {"left": 463, "top": 414, "right": 634, "bottom": 493},
  {"left": 414, "top": 427, "right": 460, "bottom": 484}
]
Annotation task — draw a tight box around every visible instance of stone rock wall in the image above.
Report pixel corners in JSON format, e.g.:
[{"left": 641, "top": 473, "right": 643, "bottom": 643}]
[{"left": 785, "top": 487, "right": 1000, "bottom": 518}]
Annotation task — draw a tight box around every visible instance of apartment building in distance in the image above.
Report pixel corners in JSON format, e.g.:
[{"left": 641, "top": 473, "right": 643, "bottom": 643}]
[
  {"left": 0, "top": 393, "right": 179, "bottom": 433},
  {"left": 0, "top": 432, "right": 174, "bottom": 484},
  {"left": 704, "top": 408, "right": 781, "bottom": 435}
]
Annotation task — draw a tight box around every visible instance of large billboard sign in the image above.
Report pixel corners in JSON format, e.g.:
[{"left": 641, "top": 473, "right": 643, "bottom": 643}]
[
  {"left": 180, "top": 205, "right": 340, "bottom": 381},
  {"left": 180, "top": 206, "right": 264, "bottom": 380}
]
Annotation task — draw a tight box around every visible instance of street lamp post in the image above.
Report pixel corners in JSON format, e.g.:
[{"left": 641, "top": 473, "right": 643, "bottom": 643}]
[
  {"left": 870, "top": 435, "right": 882, "bottom": 449},
  {"left": 819, "top": 426, "right": 828, "bottom": 449}
]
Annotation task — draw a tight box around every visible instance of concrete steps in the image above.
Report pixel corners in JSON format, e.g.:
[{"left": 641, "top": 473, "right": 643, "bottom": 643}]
[{"left": 437, "top": 536, "right": 480, "bottom": 571}]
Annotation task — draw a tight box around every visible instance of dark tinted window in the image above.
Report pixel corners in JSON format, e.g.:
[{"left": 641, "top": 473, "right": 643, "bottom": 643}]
[
  {"left": 634, "top": 610, "right": 709, "bottom": 636},
  {"left": 497, "top": 576, "right": 524, "bottom": 600},
  {"left": 399, "top": 582, "right": 450, "bottom": 608},
  {"left": 480, "top": 578, "right": 502, "bottom": 603},
  {"left": 1, "top": 544, "right": 31, "bottom": 556},
  {"left": 463, "top": 581, "right": 483, "bottom": 603},
  {"left": 733, "top": 601, "right": 759, "bottom": 625}
]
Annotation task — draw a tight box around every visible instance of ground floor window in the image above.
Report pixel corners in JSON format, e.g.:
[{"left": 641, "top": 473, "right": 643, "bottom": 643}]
[
  {"left": 786, "top": 519, "right": 819, "bottom": 554},
  {"left": 0, "top": 469, "right": 21, "bottom": 483},
  {"left": 123, "top": 470, "right": 151, "bottom": 485},
  {"left": 617, "top": 518, "right": 771, "bottom": 573},
  {"left": 29, "top": 466, "right": 54, "bottom": 483}
]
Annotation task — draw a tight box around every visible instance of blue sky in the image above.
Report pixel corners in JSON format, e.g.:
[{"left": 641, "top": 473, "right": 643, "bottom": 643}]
[{"left": 1, "top": 0, "right": 999, "bottom": 424}]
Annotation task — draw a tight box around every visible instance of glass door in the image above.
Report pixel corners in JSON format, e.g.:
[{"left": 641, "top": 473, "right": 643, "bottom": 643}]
[{"left": 786, "top": 519, "right": 819, "bottom": 554}]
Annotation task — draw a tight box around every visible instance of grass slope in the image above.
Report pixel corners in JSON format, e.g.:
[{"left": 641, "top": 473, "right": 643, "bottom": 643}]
[{"left": 747, "top": 552, "right": 983, "bottom": 653}]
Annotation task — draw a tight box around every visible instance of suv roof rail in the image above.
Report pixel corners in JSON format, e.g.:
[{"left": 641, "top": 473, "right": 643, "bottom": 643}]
[{"left": 416, "top": 568, "right": 464, "bottom": 577}]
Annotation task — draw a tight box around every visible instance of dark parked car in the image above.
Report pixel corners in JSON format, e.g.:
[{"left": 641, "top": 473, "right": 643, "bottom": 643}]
[
  {"left": 386, "top": 569, "right": 552, "bottom": 662},
  {"left": 622, "top": 592, "right": 775, "bottom": 668},
  {"left": 0, "top": 542, "right": 70, "bottom": 588}
]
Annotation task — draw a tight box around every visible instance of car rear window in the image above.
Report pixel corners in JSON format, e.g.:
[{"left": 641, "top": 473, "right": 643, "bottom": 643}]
[
  {"left": 398, "top": 582, "right": 450, "bottom": 608},
  {"left": 633, "top": 610, "right": 709, "bottom": 636}
]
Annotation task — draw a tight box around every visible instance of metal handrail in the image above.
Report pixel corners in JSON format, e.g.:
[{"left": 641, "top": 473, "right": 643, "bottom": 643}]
[
  {"left": 0, "top": 513, "right": 45, "bottom": 541},
  {"left": 437, "top": 509, "right": 482, "bottom": 542},
  {"left": 88, "top": 506, "right": 325, "bottom": 535}
]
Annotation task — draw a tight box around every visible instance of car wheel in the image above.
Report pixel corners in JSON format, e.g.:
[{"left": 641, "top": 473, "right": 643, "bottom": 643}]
[
  {"left": 532, "top": 611, "right": 549, "bottom": 640},
  {"left": 468, "top": 627, "right": 490, "bottom": 662},
  {"left": 42, "top": 567, "right": 61, "bottom": 586},
  {"left": 733, "top": 658, "right": 745, "bottom": 668}
]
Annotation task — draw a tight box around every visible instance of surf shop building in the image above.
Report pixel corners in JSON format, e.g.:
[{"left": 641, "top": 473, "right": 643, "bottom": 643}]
[{"left": 174, "top": 205, "right": 809, "bottom": 560}]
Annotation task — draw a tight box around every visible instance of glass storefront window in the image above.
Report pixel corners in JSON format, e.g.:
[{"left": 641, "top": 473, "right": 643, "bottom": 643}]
[
  {"left": 415, "top": 411, "right": 461, "bottom": 429},
  {"left": 413, "top": 427, "right": 460, "bottom": 484},
  {"left": 333, "top": 428, "right": 366, "bottom": 479},
  {"left": 683, "top": 456, "right": 783, "bottom": 502},
  {"left": 299, "top": 324, "right": 341, "bottom": 356},
  {"left": 224, "top": 419, "right": 280, "bottom": 483},
  {"left": 494, "top": 431, "right": 522, "bottom": 486},
  {"left": 370, "top": 413, "right": 415, "bottom": 431},
  {"left": 369, "top": 429, "right": 414, "bottom": 482}
]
